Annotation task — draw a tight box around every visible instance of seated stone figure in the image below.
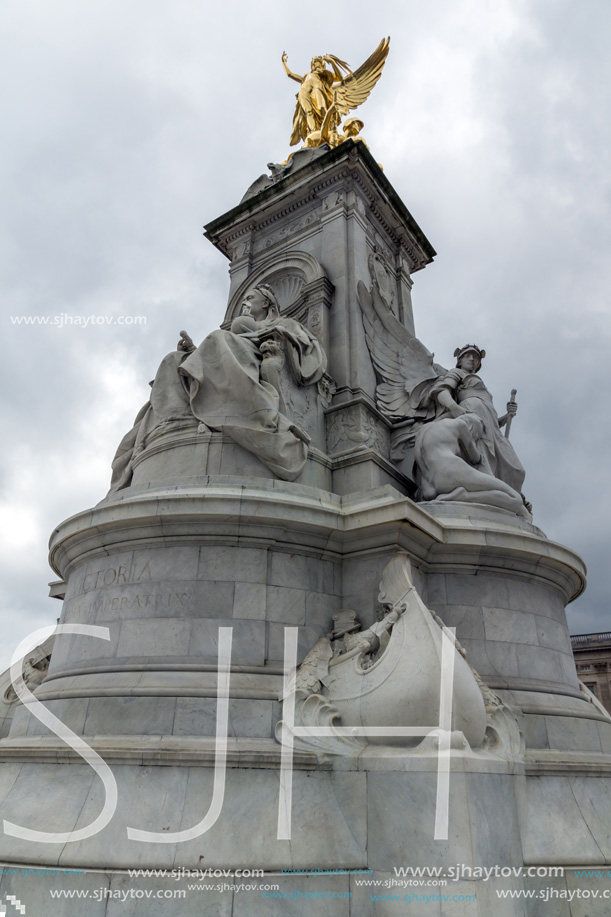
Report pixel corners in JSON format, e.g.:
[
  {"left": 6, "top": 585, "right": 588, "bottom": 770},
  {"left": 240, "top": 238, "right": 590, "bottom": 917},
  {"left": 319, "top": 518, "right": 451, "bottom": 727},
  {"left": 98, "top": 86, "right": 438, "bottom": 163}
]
[
  {"left": 109, "top": 331, "right": 196, "bottom": 493},
  {"left": 108, "top": 285, "right": 326, "bottom": 493},
  {"left": 179, "top": 284, "right": 326, "bottom": 479}
]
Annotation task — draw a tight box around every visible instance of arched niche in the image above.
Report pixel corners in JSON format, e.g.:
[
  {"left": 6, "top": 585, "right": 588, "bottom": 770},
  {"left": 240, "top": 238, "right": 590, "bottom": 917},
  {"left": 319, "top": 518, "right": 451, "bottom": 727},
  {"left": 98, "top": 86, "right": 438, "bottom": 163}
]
[{"left": 222, "top": 251, "right": 334, "bottom": 352}]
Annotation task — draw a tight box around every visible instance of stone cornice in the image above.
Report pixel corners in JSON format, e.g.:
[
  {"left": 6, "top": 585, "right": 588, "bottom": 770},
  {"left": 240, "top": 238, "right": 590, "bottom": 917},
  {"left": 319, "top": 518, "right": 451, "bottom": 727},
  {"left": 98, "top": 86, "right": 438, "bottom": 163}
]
[
  {"left": 0, "top": 735, "right": 322, "bottom": 770},
  {"left": 204, "top": 141, "right": 436, "bottom": 272},
  {"left": 50, "top": 483, "right": 586, "bottom": 603}
]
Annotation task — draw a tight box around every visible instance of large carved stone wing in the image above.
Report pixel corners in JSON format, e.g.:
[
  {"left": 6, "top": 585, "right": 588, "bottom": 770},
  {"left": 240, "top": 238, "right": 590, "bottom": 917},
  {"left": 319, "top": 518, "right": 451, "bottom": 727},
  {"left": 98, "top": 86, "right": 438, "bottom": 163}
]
[
  {"left": 357, "top": 278, "right": 443, "bottom": 420},
  {"left": 332, "top": 37, "right": 390, "bottom": 117}
]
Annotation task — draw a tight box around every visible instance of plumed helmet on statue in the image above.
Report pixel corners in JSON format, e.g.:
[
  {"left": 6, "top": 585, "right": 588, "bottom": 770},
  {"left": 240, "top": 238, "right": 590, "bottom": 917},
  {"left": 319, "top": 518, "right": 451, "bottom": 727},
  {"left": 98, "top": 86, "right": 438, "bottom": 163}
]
[
  {"left": 454, "top": 344, "right": 486, "bottom": 365},
  {"left": 255, "top": 284, "right": 280, "bottom": 318}
]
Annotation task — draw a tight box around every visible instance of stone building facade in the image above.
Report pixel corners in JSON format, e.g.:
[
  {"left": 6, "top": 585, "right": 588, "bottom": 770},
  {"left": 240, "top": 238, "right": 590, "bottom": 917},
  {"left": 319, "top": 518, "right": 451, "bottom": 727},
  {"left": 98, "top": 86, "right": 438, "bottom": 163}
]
[{"left": 572, "top": 631, "right": 611, "bottom": 713}]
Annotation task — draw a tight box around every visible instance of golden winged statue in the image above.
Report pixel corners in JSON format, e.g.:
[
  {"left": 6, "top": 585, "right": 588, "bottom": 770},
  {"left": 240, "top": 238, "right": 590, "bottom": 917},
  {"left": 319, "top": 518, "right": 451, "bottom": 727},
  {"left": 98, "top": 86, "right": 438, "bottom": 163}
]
[{"left": 281, "top": 37, "right": 390, "bottom": 149}]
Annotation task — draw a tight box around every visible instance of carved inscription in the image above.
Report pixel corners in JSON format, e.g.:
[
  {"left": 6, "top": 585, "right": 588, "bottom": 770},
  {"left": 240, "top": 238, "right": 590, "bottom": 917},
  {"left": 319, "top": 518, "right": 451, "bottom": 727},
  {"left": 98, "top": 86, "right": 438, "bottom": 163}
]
[
  {"left": 73, "top": 561, "right": 194, "bottom": 616},
  {"left": 80, "top": 561, "right": 153, "bottom": 594},
  {"left": 100, "top": 592, "right": 190, "bottom": 614}
]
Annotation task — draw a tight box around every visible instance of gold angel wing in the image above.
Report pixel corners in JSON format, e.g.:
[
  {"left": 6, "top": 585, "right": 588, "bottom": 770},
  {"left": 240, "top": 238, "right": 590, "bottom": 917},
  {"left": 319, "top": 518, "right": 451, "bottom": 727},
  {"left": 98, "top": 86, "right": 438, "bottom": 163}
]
[{"left": 332, "top": 37, "right": 390, "bottom": 117}]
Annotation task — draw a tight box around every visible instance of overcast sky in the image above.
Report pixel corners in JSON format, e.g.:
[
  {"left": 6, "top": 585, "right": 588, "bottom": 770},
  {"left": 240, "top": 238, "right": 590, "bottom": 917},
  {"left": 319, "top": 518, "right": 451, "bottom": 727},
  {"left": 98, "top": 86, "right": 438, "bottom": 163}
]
[{"left": 1, "top": 0, "right": 610, "bottom": 673}]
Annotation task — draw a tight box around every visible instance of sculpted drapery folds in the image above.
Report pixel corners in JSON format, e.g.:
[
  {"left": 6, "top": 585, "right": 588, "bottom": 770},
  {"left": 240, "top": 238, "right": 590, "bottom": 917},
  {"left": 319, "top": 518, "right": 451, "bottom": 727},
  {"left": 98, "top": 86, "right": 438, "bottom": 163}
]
[
  {"left": 357, "top": 278, "right": 528, "bottom": 516},
  {"left": 179, "top": 286, "right": 326, "bottom": 479},
  {"left": 108, "top": 286, "right": 326, "bottom": 493},
  {"left": 282, "top": 38, "right": 390, "bottom": 149},
  {"left": 429, "top": 346, "right": 524, "bottom": 497},
  {"left": 109, "top": 331, "right": 196, "bottom": 493}
]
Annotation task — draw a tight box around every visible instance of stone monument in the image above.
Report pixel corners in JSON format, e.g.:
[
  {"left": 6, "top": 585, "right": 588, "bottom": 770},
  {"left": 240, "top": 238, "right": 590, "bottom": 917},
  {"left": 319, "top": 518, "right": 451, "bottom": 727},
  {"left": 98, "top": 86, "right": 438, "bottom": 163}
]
[{"left": 1, "top": 38, "right": 610, "bottom": 916}]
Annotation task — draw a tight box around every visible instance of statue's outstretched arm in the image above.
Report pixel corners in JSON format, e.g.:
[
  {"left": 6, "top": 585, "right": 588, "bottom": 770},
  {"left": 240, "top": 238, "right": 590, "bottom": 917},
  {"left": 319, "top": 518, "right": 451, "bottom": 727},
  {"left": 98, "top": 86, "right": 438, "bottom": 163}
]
[
  {"left": 281, "top": 51, "right": 303, "bottom": 84},
  {"left": 436, "top": 388, "right": 465, "bottom": 418}
]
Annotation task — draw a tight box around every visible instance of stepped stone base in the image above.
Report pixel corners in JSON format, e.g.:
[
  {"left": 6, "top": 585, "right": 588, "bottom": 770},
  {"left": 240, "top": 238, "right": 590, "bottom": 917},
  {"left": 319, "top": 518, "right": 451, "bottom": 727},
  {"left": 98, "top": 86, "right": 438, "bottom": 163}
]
[{"left": 0, "top": 480, "right": 608, "bottom": 915}]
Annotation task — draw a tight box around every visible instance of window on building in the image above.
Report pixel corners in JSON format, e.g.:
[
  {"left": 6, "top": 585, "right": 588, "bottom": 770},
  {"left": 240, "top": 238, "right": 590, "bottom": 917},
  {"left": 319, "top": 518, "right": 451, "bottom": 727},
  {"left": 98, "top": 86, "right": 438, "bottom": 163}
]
[{"left": 585, "top": 683, "right": 598, "bottom": 696}]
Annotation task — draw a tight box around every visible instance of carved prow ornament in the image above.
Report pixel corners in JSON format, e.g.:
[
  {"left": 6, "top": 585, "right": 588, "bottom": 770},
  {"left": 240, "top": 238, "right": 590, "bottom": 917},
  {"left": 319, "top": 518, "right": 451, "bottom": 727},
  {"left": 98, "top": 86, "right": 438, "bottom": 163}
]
[{"left": 276, "top": 553, "right": 489, "bottom": 754}]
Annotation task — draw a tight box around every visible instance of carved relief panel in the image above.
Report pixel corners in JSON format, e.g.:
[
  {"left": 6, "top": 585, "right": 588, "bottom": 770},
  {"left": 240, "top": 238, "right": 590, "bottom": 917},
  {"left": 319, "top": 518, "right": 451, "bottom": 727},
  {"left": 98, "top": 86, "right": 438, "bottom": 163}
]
[{"left": 325, "top": 403, "right": 390, "bottom": 458}]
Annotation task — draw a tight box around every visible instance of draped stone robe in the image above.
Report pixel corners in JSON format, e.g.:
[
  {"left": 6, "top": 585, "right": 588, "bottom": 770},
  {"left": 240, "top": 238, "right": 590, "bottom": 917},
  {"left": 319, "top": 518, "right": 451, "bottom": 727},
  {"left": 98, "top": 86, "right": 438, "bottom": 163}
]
[
  {"left": 108, "top": 317, "right": 326, "bottom": 493},
  {"left": 179, "top": 318, "right": 326, "bottom": 480}
]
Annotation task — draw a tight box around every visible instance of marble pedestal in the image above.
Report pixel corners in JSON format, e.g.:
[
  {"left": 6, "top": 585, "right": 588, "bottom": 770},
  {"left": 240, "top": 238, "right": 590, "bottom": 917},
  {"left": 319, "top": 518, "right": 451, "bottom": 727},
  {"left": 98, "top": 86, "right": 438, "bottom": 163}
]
[
  {"left": 1, "top": 480, "right": 610, "bottom": 917},
  {"left": 1, "top": 144, "right": 608, "bottom": 916}
]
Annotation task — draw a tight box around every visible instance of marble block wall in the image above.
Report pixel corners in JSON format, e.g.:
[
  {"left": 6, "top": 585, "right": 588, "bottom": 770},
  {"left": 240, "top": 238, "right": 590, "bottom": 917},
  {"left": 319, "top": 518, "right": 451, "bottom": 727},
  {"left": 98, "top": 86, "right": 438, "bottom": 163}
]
[{"left": 11, "top": 539, "right": 342, "bottom": 740}]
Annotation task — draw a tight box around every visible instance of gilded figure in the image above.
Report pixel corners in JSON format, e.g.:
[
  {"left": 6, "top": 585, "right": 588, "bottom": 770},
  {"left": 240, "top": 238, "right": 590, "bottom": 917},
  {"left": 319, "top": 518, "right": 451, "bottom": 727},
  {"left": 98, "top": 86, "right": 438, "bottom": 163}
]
[{"left": 282, "top": 37, "right": 389, "bottom": 149}]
